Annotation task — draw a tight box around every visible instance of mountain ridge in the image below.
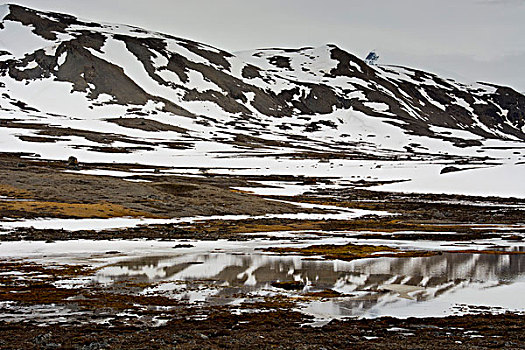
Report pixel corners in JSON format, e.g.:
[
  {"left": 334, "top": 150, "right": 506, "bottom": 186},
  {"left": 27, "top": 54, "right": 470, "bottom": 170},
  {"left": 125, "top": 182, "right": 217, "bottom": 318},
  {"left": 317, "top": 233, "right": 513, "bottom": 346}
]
[{"left": 0, "top": 4, "right": 524, "bottom": 169}]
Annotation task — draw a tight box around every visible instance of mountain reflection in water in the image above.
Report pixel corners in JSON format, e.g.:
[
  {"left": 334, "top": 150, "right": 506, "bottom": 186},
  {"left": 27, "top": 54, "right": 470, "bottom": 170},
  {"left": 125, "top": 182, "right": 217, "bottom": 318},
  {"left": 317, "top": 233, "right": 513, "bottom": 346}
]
[{"left": 95, "top": 248, "right": 525, "bottom": 319}]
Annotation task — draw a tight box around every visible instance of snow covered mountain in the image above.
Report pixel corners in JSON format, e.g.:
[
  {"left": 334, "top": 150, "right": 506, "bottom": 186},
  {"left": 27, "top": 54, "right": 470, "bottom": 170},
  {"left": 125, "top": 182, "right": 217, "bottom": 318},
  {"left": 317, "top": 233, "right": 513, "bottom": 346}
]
[{"left": 1, "top": 4, "right": 524, "bottom": 197}]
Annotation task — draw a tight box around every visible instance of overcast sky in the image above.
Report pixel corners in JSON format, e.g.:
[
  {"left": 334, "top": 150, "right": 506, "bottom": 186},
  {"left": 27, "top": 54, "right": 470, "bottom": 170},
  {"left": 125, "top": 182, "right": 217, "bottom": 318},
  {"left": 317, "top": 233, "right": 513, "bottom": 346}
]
[{"left": 2, "top": 0, "right": 524, "bottom": 91}]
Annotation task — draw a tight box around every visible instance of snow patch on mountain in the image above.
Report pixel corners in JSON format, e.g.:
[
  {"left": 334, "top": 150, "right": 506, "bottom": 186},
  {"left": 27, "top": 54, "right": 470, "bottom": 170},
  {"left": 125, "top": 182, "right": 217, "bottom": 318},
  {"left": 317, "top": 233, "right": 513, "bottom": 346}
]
[
  {"left": 0, "top": 4, "right": 9, "bottom": 21},
  {"left": 0, "top": 20, "right": 53, "bottom": 57},
  {"left": 0, "top": 4, "right": 524, "bottom": 199}
]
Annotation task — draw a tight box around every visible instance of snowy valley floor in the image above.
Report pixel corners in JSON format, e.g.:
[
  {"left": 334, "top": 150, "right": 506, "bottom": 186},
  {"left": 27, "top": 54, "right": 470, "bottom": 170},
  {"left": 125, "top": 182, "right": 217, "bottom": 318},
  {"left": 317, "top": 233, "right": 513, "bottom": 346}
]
[{"left": 0, "top": 153, "right": 524, "bottom": 349}]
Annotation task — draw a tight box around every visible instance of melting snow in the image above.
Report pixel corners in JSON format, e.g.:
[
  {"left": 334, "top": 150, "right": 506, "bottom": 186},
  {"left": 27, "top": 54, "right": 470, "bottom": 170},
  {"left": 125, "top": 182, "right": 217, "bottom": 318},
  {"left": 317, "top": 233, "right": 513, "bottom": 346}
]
[
  {"left": 373, "top": 164, "right": 525, "bottom": 199},
  {"left": 0, "top": 21, "right": 54, "bottom": 57}
]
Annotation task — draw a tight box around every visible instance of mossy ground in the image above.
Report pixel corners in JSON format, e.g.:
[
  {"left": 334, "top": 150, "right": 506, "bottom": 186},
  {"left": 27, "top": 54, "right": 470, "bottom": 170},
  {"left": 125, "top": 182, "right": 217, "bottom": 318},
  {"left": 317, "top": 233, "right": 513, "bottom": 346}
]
[
  {"left": 0, "top": 199, "right": 156, "bottom": 219},
  {"left": 0, "top": 184, "right": 32, "bottom": 198},
  {"left": 265, "top": 243, "right": 439, "bottom": 261}
]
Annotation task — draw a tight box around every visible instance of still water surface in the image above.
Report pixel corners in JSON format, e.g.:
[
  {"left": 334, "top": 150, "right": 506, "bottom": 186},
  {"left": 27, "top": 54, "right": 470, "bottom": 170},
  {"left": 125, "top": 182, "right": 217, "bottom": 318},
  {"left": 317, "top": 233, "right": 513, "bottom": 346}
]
[{"left": 94, "top": 246, "right": 525, "bottom": 319}]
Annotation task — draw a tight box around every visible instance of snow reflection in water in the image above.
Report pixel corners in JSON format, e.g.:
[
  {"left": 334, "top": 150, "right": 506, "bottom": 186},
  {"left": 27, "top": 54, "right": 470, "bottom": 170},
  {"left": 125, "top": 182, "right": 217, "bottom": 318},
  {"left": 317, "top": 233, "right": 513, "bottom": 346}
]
[{"left": 94, "top": 247, "right": 525, "bottom": 319}]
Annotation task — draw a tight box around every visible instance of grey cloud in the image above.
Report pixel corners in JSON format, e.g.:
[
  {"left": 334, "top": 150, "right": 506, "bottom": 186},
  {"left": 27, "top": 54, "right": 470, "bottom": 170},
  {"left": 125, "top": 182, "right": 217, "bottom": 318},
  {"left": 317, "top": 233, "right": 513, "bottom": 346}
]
[
  {"left": 0, "top": 0, "right": 523, "bottom": 91},
  {"left": 477, "top": 0, "right": 525, "bottom": 4}
]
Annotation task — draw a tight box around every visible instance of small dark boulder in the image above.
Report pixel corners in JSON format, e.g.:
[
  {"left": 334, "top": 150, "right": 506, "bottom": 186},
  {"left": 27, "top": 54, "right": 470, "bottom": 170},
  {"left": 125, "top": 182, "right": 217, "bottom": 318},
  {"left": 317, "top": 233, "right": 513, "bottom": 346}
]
[
  {"left": 440, "top": 166, "right": 461, "bottom": 174},
  {"left": 173, "top": 244, "right": 195, "bottom": 249},
  {"left": 67, "top": 156, "right": 78, "bottom": 169}
]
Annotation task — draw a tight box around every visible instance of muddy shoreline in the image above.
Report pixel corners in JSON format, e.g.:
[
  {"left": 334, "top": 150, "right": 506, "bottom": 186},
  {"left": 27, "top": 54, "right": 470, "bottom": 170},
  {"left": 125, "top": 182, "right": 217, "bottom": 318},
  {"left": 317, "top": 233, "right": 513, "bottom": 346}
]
[{"left": 0, "top": 313, "right": 523, "bottom": 349}]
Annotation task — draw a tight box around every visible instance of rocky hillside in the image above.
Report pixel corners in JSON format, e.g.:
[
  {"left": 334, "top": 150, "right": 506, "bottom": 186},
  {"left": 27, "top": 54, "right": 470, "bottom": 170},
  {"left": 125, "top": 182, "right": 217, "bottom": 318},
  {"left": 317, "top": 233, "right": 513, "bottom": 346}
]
[{"left": 1, "top": 4, "right": 524, "bottom": 165}]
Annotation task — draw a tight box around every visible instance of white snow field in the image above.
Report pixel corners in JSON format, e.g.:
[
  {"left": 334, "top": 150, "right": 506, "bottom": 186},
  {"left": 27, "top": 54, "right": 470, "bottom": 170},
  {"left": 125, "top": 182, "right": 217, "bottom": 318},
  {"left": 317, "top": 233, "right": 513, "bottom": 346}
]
[{"left": 0, "top": 4, "right": 524, "bottom": 233}]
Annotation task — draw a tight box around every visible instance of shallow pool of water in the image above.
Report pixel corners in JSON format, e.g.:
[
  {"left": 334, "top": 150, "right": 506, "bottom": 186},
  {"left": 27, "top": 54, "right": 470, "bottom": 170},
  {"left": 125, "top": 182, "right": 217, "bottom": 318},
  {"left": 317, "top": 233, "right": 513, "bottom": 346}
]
[
  {"left": 92, "top": 246, "right": 525, "bottom": 320},
  {"left": 1, "top": 238, "right": 524, "bottom": 323}
]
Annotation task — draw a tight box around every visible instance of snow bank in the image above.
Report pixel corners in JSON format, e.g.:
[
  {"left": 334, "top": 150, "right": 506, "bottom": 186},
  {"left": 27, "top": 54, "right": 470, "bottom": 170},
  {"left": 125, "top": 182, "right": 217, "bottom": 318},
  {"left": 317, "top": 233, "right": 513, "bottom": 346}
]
[{"left": 372, "top": 164, "right": 525, "bottom": 199}]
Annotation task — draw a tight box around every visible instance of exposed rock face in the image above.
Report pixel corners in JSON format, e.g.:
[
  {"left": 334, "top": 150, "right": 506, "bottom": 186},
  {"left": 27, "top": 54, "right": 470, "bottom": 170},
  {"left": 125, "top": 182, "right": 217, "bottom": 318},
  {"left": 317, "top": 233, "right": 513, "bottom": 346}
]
[{"left": 0, "top": 3, "right": 524, "bottom": 147}]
